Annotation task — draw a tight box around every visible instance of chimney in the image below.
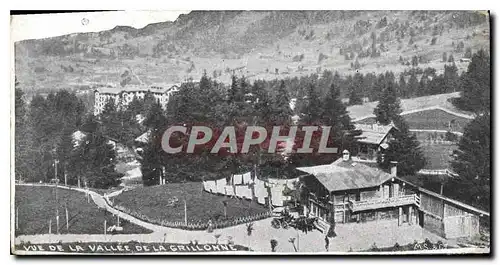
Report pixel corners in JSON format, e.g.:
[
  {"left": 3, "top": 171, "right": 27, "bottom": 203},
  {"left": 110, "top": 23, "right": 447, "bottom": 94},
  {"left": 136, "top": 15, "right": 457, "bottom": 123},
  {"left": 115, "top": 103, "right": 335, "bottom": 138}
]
[
  {"left": 390, "top": 161, "right": 398, "bottom": 177},
  {"left": 342, "top": 150, "right": 350, "bottom": 161}
]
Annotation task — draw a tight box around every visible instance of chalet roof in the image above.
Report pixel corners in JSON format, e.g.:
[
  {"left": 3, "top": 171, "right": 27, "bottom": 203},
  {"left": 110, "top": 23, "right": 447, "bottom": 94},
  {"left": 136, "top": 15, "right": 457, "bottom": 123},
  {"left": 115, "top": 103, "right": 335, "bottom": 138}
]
[
  {"left": 355, "top": 123, "right": 395, "bottom": 145},
  {"left": 297, "top": 158, "right": 394, "bottom": 192}
]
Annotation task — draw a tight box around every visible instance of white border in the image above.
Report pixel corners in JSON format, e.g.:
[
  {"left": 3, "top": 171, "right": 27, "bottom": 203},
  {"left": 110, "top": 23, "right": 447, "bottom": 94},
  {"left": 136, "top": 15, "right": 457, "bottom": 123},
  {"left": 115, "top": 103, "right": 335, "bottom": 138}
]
[{"left": 2, "top": 2, "right": 498, "bottom": 264}]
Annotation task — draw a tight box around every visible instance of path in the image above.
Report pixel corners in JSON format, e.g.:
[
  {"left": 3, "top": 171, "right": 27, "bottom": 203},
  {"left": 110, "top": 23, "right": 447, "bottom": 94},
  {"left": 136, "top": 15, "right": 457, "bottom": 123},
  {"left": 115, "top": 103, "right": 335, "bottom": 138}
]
[{"left": 14, "top": 184, "right": 457, "bottom": 252}]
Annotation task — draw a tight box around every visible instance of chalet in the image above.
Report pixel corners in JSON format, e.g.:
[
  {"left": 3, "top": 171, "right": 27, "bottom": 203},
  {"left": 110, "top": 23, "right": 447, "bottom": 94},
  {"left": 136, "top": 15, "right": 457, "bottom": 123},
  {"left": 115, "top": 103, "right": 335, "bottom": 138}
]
[
  {"left": 353, "top": 123, "right": 396, "bottom": 163},
  {"left": 297, "top": 150, "right": 489, "bottom": 239}
]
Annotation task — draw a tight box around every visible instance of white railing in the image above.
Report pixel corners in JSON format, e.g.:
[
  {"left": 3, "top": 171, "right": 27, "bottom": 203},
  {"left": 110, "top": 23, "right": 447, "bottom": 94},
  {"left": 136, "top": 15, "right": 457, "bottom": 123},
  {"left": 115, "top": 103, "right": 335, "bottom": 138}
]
[{"left": 349, "top": 194, "right": 419, "bottom": 212}]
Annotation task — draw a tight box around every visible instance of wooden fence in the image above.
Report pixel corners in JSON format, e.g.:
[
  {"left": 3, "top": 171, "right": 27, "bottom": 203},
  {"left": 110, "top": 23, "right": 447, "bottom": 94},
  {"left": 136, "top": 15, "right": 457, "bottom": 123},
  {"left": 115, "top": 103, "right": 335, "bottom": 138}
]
[{"left": 113, "top": 204, "right": 272, "bottom": 231}]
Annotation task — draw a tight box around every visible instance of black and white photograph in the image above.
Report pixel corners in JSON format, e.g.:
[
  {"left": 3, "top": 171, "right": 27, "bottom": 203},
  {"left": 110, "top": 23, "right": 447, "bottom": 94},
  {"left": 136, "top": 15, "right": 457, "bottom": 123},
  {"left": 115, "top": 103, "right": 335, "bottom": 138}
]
[{"left": 9, "top": 9, "right": 491, "bottom": 255}]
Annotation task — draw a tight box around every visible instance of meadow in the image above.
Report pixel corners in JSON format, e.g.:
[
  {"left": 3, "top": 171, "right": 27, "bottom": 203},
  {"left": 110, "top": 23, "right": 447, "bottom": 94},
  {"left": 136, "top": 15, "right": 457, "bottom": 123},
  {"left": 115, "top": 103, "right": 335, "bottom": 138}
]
[{"left": 14, "top": 185, "right": 152, "bottom": 235}]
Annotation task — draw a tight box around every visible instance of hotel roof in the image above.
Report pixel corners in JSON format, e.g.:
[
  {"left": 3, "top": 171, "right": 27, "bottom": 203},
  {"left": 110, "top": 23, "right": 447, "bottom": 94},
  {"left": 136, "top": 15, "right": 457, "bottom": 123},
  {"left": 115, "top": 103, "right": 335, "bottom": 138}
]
[{"left": 95, "top": 84, "right": 180, "bottom": 95}]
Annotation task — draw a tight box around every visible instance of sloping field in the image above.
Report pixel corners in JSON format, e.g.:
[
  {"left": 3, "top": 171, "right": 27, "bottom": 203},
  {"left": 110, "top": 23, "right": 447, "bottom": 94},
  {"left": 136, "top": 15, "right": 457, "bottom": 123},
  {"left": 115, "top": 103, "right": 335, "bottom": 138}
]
[
  {"left": 113, "top": 182, "right": 268, "bottom": 225},
  {"left": 349, "top": 92, "right": 474, "bottom": 122},
  {"left": 420, "top": 144, "right": 456, "bottom": 170},
  {"left": 358, "top": 108, "right": 472, "bottom": 133},
  {"left": 403, "top": 109, "right": 471, "bottom": 132},
  {"left": 14, "top": 186, "right": 152, "bottom": 236}
]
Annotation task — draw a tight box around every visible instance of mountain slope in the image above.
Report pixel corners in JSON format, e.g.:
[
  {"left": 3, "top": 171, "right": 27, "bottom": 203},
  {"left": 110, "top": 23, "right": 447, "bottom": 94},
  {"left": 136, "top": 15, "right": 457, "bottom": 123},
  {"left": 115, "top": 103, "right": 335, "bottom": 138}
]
[{"left": 14, "top": 11, "right": 489, "bottom": 94}]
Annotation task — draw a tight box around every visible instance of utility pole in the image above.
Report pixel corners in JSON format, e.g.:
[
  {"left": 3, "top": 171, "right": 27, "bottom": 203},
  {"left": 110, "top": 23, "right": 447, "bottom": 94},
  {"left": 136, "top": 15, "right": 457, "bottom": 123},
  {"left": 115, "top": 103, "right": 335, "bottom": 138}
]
[
  {"left": 15, "top": 207, "right": 19, "bottom": 230},
  {"left": 297, "top": 231, "right": 300, "bottom": 252},
  {"left": 65, "top": 206, "right": 69, "bottom": 232},
  {"left": 64, "top": 164, "right": 67, "bottom": 186},
  {"left": 184, "top": 200, "right": 187, "bottom": 226},
  {"left": 54, "top": 159, "right": 59, "bottom": 234}
]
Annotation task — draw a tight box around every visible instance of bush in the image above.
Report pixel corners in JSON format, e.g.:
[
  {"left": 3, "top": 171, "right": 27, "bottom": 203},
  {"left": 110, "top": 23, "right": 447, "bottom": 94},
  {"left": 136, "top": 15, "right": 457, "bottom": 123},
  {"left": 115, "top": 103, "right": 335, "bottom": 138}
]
[
  {"left": 444, "top": 131, "right": 458, "bottom": 142},
  {"left": 246, "top": 222, "right": 254, "bottom": 236},
  {"left": 393, "top": 242, "right": 401, "bottom": 250},
  {"left": 270, "top": 239, "right": 278, "bottom": 252}
]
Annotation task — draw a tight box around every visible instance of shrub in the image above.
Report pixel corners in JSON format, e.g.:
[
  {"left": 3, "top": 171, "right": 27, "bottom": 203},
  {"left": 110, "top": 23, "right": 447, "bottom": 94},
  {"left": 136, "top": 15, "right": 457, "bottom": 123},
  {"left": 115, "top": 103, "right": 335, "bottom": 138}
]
[
  {"left": 270, "top": 239, "right": 278, "bottom": 252},
  {"left": 246, "top": 222, "right": 254, "bottom": 236},
  {"left": 393, "top": 243, "right": 401, "bottom": 250}
]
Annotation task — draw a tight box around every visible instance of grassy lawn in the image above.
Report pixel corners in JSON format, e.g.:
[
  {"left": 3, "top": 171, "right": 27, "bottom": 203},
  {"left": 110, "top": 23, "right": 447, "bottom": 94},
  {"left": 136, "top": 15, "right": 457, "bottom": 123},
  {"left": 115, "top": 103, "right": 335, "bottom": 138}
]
[
  {"left": 15, "top": 186, "right": 152, "bottom": 236},
  {"left": 356, "top": 109, "right": 471, "bottom": 133},
  {"left": 421, "top": 144, "right": 456, "bottom": 170},
  {"left": 402, "top": 109, "right": 471, "bottom": 132},
  {"left": 113, "top": 182, "right": 269, "bottom": 225}
]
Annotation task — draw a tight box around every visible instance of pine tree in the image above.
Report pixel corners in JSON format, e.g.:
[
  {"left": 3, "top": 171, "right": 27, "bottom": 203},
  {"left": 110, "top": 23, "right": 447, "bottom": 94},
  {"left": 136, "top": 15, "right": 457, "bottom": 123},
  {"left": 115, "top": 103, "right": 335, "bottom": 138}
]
[
  {"left": 143, "top": 101, "right": 168, "bottom": 133},
  {"left": 379, "top": 118, "right": 426, "bottom": 177},
  {"left": 348, "top": 81, "right": 362, "bottom": 106},
  {"left": 270, "top": 81, "right": 292, "bottom": 126},
  {"left": 407, "top": 72, "right": 419, "bottom": 98},
  {"left": 371, "top": 74, "right": 385, "bottom": 101},
  {"left": 457, "top": 49, "right": 490, "bottom": 113},
  {"left": 142, "top": 91, "right": 158, "bottom": 115},
  {"left": 100, "top": 100, "right": 122, "bottom": 142},
  {"left": 411, "top": 56, "right": 419, "bottom": 67},
  {"left": 449, "top": 113, "right": 490, "bottom": 210},
  {"left": 127, "top": 96, "right": 144, "bottom": 115},
  {"left": 321, "top": 83, "right": 359, "bottom": 152},
  {"left": 398, "top": 74, "right": 407, "bottom": 98},
  {"left": 71, "top": 128, "right": 122, "bottom": 189},
  {"left": 228, "top": 75, "right": 244, "bottom": 103},
  {"left": 448, "top": 54, "right": 455, "bottom": 63},
  {"left": 140, "top": 129, "right": 165, "bottom": 186},
  {"left": 444, "top": 63, "right": 459, "bottom": 93},
  {"left": 373, "top": 79, "right": 426, "bottom": 176},
  {"left": 14, "top": 87, "right": 31, "bottom": 181},
  {"left": 56, "top": 127, "right": 77, "bottom": 184},
  {"left": 373, "top": 80, "right": 402, "bottom": 125},
  {"left": 300, "top": 83, "right": 323, "bottom": 125},
  {"left": 251, "top": 80, "right": 272, "bottom": 125}
]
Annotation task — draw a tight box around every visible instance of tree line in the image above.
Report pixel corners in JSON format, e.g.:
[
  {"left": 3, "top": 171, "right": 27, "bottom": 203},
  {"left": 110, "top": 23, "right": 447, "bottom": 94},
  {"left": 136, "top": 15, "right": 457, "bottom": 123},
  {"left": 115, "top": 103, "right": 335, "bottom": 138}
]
[{"left": 14, "top": 49, "right": 490, "bottom": 209}]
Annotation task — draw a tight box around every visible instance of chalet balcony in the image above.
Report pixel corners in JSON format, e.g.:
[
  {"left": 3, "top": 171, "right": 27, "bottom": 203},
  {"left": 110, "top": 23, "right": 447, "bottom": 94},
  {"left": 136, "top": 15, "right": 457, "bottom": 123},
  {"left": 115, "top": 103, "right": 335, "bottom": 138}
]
[{"left": 349, "top": 194, "right": 420, "bottom": 212}]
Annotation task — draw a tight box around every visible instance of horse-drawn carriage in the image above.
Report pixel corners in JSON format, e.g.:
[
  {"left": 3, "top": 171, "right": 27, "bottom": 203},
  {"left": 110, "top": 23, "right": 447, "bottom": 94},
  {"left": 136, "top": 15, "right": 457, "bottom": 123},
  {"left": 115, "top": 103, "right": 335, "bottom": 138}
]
[{"left": 271, "top": 208, "right": 318, "bottom": 232}]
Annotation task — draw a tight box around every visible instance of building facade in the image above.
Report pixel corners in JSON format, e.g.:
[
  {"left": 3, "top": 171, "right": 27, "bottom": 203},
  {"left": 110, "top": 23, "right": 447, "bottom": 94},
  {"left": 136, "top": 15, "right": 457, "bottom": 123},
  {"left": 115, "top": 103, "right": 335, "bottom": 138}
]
[
  {"left": 297, "top": 151, "right": 489, "bottom": 239},
  {"left": 353, "top": 123, "right": 396, "bottom": 163},
  {"left": 93, "top": 84, "right": 180, "bottom": 116}
]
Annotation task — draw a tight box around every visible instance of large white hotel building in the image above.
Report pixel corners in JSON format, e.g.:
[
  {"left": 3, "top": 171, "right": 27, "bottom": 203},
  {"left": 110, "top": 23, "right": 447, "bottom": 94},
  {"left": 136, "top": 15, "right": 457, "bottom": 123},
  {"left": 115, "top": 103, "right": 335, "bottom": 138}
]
[{"left": 93, "top": 84, "right": 180, "bottom": 116}]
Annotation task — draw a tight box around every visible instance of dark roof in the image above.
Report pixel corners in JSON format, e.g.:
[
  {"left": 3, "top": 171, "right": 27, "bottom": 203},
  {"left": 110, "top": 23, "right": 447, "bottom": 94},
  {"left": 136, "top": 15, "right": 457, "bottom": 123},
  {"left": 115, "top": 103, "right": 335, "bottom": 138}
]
[{"left": 297, "top": 158, "right": 394, "bottom": 192}]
